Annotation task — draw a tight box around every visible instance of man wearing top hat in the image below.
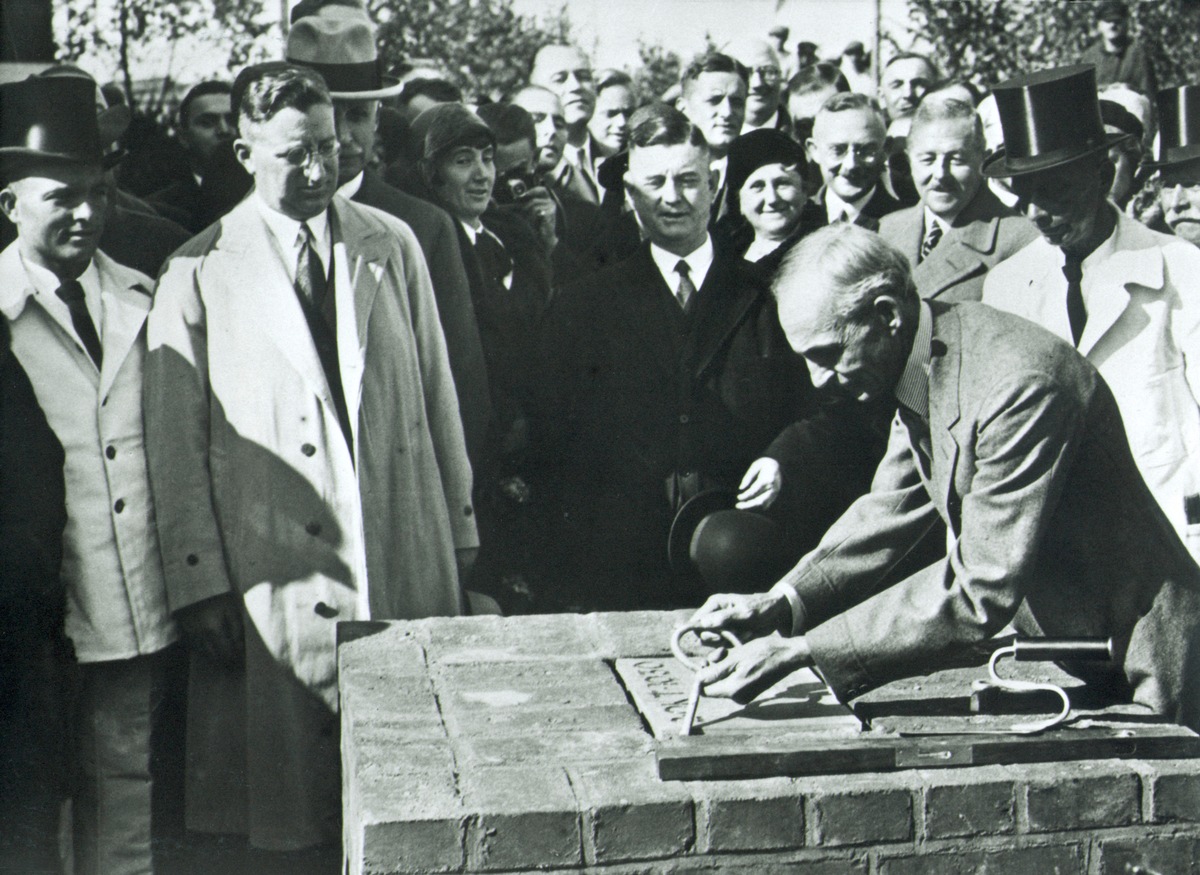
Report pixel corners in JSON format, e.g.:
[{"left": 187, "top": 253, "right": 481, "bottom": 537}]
[
  {"left": 878, "top": 87, "right": 1037, "bottom": 303},
  {"left": 286, "top": 1, "right": 492, "bottom": 473},
  {"left": 1155, "top": 86, "right": 1200, "bottom": 248},
  {"left": 981, "top": 65, "right": 1200, "bottom": 559},
  {"left": 0, "top": 74, "right": 184, "bottom": 874},
  {"left": 144, "top": 63, "right": 476, "bottom": 869}
]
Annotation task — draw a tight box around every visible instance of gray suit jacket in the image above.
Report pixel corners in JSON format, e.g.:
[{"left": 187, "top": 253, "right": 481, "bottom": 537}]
[
  {"left": 878, "top": 186, "right": 1038, "bottom": 302},
  {"left": 779, "top": 302, "right": 1200, "bottom": 729}
]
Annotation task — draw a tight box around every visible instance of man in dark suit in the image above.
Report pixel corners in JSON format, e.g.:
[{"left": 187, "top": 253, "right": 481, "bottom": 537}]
[
  {"left": 146, "top": 81, "right": 235, "bottom": 233},
  {"left": 689, "top": 224, "right": 1200, "bottom": 731},
  {"left": 679, "top": 52, "right": 749, "bottom": 224},
  {"left": 532, "top": 104, "right": 812, "bottom": 612},
  {"left": 878, "top": 89, "right": 1037, "bottom": 302},
  {"left": 286, "top": 4, "right": 491, "bottom": 470},
  {"left": 728, "top": 39, "right": 792, "bottom": 136},
  {"left": 807, "top": 92, "right": 902, "bottom": 230}
]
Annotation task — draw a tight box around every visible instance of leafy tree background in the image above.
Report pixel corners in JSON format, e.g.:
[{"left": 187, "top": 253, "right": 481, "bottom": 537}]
[
  {"left": 633, "top": 38, "right": 682, "bottom": 102},
  {"left": 370, "top": 0, "right": 572, "bottom": 101},
  {"left": 893, "top": 0, "right": 1200, "bottom": 92}
]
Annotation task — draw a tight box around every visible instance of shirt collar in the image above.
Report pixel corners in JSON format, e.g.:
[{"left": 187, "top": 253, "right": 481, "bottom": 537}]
[
  {"left": 711, "top": 155, "right": 728, "bottom": 190},
  {"left": 1081, "top": 204, "right": 1121, "bottom": 274},
  {"left": 255, "top": 193, "right": 331, "bottom": 256},
  {"left": 923, "top": 206, "right": 952, "bottom": 236},
  {"left": 337, "top": 171, "right": 365, "bottom": 200},
  {"left": 650, "top": 234, "right": 714, "bottom": 293},
  {"left": 893, "top": 299, "right": 933, "bottom": 422},
  {"left": 742, "top": 110, "right": 781, "bottom": 133},
  {"left": 826, "top": 184, "right": 874, "bottom": 223},
  {"left": 1, "top": 251, "right": 101, "bottom": 321}
]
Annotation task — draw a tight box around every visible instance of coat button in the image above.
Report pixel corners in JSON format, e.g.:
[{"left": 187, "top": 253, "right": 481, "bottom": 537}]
[
  {"left": 113, "top": 498, "right": 125, "bottom": 513},
  {"left": 464, "top": 505, "right": 473, "bottom": 517},
  {"left": 301, "top": 443, "right": 316, "bottom": 457},
  {"left": 105, "top": 446, "right": 117, "bottom": 460},
  {"left": 679, "top": 413, "right": 689, "bottom": 424},
  {"left": 314, "top": 601, "right": 338, "bottom": 618},
  {"left": 186, "top": 554, "right": 199, "bottom": 566},
  {"left": 305, "top": 521, "right": 322, "bottom": 536}
]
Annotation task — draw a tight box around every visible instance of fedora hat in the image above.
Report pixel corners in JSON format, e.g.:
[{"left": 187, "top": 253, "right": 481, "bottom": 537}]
[
  {"left": 0, "top": 75, "right": 110, "bottom": 168},
  {"left": 668, "top": 490, "right": 791, "bottom": 595},
  {"left": 1149, "top": 86, "right": 1200, "bottom": 169},
  {"left": 981, "top": 65, "right": 1132, "bottom": 178},
  {"left": 286, "top": 4, "right": 403, "bottom": 100}
]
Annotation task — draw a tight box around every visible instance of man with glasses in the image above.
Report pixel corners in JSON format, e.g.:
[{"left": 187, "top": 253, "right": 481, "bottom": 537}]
[
  {"left": 144, "top": 63, "right": 476, "bottom": 873},
  {"left": 729, "top": 39, "right": 791, "bottom": 135},
  {"left": 806, "top": 92, "right": 901, "bottom": 230}
]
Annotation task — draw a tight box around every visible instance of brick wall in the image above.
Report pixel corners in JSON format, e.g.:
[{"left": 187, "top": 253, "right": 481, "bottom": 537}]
[{"left": 340, "top": 613, "right": 1200, "bottom": 874}]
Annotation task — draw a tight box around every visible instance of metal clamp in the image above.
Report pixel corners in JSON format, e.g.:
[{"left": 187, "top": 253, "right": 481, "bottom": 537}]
[
  {"left": 670, "top": 625, "right": 742, "bottom": 737},
  {"left": 970, "top": 644, "right": 1071, "bottom": 734}
]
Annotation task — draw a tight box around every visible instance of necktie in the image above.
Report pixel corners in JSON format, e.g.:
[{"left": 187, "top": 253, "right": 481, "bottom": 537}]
[
  {"left": 674, "top": 260, "right": 697, "bottom": 311},
  {"left": 295, "top": 222, "right": 328, "bottom": 314},
  {"left": 475, "top": 230, "right": 513, "bottom": 290},
  {"left": 576, "top": 147, "right": 598, "bottom": 200},
  {"left": 1062, "top": 256, "right": 1086, "bottom": 347},
  {"left": 919, "top": 221, "right": 943, "bottom": 263},
  {"left": 55, "top": 279, "right": 102, "bottom": 368}
]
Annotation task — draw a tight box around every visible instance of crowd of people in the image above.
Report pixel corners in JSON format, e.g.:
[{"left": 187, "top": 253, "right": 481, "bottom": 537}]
[{"left": 3, "top": 0, "right": 1200, "bottom": 872}]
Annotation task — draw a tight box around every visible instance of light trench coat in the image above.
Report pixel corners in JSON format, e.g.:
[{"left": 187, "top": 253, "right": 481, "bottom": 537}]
[
  {"left": 984, "top": 210, "right": 1200, "bottom": 560},
  {"left": 145, "top": 194, "right": 476, "bottom": 849}
]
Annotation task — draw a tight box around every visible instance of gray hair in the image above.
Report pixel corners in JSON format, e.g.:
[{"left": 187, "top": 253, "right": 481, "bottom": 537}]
[
  {"left": 773, "top": 224, "right": 917, "bottom": 325},
  {"left": 908, "top": 92, "right": 985, "bottom": 155}
]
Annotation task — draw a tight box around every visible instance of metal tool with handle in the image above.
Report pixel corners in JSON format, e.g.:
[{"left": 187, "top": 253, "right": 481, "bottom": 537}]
[{"left": 671, "top": 626, "right": 742, "bottom": 737}]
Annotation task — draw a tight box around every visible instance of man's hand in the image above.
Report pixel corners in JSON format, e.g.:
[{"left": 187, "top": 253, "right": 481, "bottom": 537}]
[
  {"left": 736, "top": 457, "right": 782, "bottom": 509},
  {"left": 687, "top": 591, "right": 793, "bottom": 645},
  {"left": 698, "top": 635, "right": 813, "bottom": 704},
  {"left": 174, "top": 592, "right": 244, "bottom": 669},
  {"left": 517, "top": 187, "right": 559, "bottom": 255}
]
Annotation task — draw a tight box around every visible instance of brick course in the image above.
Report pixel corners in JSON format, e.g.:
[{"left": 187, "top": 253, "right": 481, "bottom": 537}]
[{"left": 340, "top": 615, "right": 1200, "bottom": 874}]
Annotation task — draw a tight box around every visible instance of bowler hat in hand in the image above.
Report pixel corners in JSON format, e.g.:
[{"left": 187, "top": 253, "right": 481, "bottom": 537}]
[
  {"left": 981, "top": 65, "right": 1132, "bottom": 178},
  {"left": 0, "top": 75, "right": 107, "bottom": 168},
  {"left": 669, "top": 490, "right": 791, "bottom": 595},
  {"left": 1150, "top": 86, "right": 1200, "bottom": 169}
]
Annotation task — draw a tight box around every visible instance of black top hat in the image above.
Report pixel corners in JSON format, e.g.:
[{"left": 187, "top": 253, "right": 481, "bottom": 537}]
[
  {"left": 1150, "top": 86, "right": 1200, "bottom": 169},
  {"left": 668, "top": 490, "right": 791, "bottom": 595},
  {"left": 0, "top": 75, "right": 106, "bottom": 168},
  {"left": 981, "top": 65, "right": 1131, "bottom": 178}
]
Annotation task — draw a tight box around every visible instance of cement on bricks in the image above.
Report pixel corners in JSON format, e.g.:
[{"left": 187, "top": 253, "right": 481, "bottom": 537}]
[
  {"left": 569, "top": 760, "right": 696, "bottom": 864},
  {"left": 877, "top": 842, "right": 1087, "bottom": 875},
  {"left": 1093, "top": 835, "right": 1200, "bottom": 875},
  {"left": 686, "top": 777, "right": 805, "bottom": 853},
  {"left": 920, "top": 766, "right": 1017, "bottom": 839},
  {"left": 1145, "top": 760, "right": 1200, "bottom": 823},
  {"left": 460, "top": 766, "right": 582, "bottom": 871},
  {"left": 1022, "top": 762, "right": 1142, "bottom": 832}
]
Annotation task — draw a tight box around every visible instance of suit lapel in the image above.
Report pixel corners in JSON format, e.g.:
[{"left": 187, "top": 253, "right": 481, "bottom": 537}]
[
  {"left": 1078, "top": 228, "right": 1161, "bottom": 357},
  {"left": 927, "top": 303, "right": 962, "bottom": 525},
  {"left": 219, "top": 201, "right": 339, "bottom": 415},
  {"left": 686, "top": 253, "right": 761, "bottom": 379},
  {"left": 620, "top": 246, "right": 683, "bottom": 379},
  {"left": 96, "top": 254, "right": 151, "bottom": 399}
]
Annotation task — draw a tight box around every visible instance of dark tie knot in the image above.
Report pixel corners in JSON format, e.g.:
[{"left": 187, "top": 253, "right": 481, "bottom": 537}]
[
  {"left": 55, "top": 279, "right": 86, "bottom": 304},
  {"left": 1061, "top": 256, "right": 1084, "bottom": 284}
]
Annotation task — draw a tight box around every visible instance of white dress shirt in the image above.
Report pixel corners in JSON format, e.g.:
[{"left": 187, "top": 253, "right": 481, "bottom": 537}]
[
  {"left": 825, "top": 185, "right": 875, "bottom": 224},
  {"left": 650, "top": 234, "right": 714, "bottom": 304},
  {"left": 255, "top": 195, "right": 332, "bottom": 283}
]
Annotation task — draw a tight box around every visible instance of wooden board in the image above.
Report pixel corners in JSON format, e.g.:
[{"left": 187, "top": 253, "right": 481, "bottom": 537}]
[
  {"left": 655, "top": 724, "right": 1200, "bottom": 781},
  {"left": 613, "top": 657, "right": 862, "bottom": 739}
]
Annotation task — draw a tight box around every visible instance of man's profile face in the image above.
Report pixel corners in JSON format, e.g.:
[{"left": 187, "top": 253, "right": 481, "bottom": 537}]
[
  {"left": 1098, "top": 17, "right": 1129, "bottom": 49},
  {"left": 333, "top": 99, "right": 379, "bottom": 185},
  {"left": 624, "top": 141, "right": 714, "bottom": 251},
  {"left": 777, "top": 279, "right": 906, "bottom": 404},
  {"left": 531, "top": 46, "right": 595, "bottom": 127},
  {"left": 512, "top": 89, "right": 567, "bottom": 171},
  {"left": 181, "top": 92, "right": 234, "bottom": 167},
  {"left": 432, "top": 144, "right": 496, "bottom": 223},
  {"left": 0, "top": 161, "right": 109, "bottom": 277},
  {"left": 236, "top": 103, "right": 339, "bottom": 221},
  {"left": 681, "top": 71, "right": 747, "bottom": 155},
  {"left": 1160, "top": 162, "right": 1200, "bottom": 247},
  {"left": 907, "top": 116, "right": 984, "bottom": 220},
  {"left": 1010, "top": 156, "right": 1109, "bottom": 255},
  {"left": 881, "top": 58, "right": 936, "bottom": 122},
  {"left": 808, "top": 107, "right": 886, "bottom": 202}
]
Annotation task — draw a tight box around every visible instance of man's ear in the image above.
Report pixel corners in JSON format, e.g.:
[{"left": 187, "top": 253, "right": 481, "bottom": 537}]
[
  {"left": 233, "top": 139, "right": 253, "bottom": 173},
  {"left": 872, "top": 293, "right": 904, "bottom": 335},
  {"left": 1096, "top": 152, "right": 1117, "bottom": 192},
  {"left": 0, "top": 186, "right": 17, "bottom": 224}
]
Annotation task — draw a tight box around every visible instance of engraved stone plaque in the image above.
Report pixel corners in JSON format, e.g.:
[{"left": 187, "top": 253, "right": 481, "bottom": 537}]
[{"left": 613, "top": 657, "right": 863, "bottom": 738}]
